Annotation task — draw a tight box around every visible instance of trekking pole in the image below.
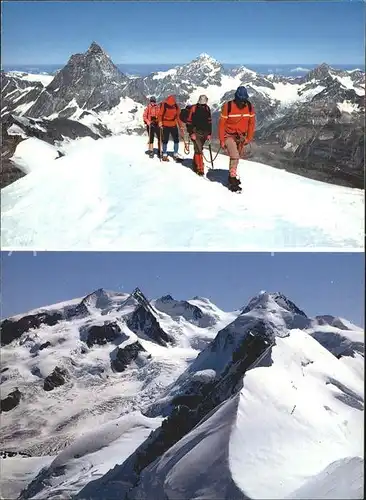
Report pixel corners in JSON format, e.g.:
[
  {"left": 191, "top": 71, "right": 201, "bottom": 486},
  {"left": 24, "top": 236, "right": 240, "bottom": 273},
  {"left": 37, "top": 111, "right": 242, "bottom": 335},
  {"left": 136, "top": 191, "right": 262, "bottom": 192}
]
[
  {"left": 208, "top": 143, "right": 214, "bottom": 169},
  {"left": 159, "top": 126, "right": 163, "bottom": 162}
]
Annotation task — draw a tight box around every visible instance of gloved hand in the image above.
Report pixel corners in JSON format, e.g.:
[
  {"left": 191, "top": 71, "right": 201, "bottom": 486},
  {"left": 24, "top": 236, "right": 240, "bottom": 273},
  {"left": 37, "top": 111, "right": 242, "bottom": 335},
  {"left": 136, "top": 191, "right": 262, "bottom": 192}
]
[
  {"left": 207, "top": 135, "right": 211, "bottom": 141},
  {"left": 220, "top": 141, "right": 226, "bottom": 149},
  {"left": 190, "top": 133, "right": 197, "bottom": 141},
  {"left": 158, "top": 122, "right": 162, "bottom": 128}
]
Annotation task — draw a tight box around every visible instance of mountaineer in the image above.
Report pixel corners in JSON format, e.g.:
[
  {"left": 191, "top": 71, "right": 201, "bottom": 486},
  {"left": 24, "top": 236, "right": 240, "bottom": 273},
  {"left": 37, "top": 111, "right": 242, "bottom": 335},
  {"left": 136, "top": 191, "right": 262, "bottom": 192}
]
[{"left": 219, "top": 86, "right": 255, "bottom": 192}]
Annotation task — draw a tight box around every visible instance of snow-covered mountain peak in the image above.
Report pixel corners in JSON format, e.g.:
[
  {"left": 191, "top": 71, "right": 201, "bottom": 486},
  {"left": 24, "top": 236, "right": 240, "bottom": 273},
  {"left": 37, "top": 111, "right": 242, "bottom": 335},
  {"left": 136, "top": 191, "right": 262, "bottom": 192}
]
[
  {"left": 176, "top": 53, "right": 224, "bottom": 88},
  {"left": 191, "top": 296, "right": 213, "bottom": 304},
  {"left": 242, "top": 291, "right": 308, "bottom": 318},
  {"left": 231, "top": 65, "right": 257, "bottom": 77},
  {"left": 197, "top": 53, "right": 219, "bottom": 64},
  {"left": 302, "top": 62, "right": 336, "bottom": 84},
  {"left": 80, "top": 288, "right": 113, "bottom": 310}
]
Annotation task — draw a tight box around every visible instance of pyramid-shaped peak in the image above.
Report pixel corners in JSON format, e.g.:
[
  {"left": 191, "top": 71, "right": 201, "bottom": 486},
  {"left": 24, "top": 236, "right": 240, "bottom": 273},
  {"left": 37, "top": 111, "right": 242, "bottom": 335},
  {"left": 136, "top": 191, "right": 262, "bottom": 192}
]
[
  {"left": 87, "top": 41, "right": 106, "bottom": 55},
  {"left": 194, "top": 53, "right": 220, "bottom": 65},
  {"left": 305, "top": 62, "right": 334, "bottom": 80}
]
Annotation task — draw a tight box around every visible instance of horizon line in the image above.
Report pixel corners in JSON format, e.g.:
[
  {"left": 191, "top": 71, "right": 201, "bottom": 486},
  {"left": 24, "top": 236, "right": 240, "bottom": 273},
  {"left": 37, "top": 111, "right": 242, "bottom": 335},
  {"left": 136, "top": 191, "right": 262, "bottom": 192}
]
[{"left": 3, "top": 62, "right": 365, "bottom": 67}]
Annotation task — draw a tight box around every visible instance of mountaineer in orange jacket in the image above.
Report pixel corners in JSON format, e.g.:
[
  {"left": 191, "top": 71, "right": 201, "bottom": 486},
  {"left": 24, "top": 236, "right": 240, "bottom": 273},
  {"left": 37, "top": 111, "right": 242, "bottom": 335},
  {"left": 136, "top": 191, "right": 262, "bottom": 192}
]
[
  {"left": 143, "top": 96, "right": 161, "bottom": 159},
  {"left": 219, "top": 86, "right": 255, "bottom": 192},
  {"left": 185, "top": 94, "right": 212, "bottom": 176},
  {"left": 158, "top": 95, "right": 184, "bottom": 162}
]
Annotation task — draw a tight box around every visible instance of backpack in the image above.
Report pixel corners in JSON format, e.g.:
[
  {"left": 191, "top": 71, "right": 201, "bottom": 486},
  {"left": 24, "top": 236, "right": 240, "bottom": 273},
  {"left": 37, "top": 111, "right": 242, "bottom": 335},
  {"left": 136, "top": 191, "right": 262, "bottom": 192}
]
[
  {"left": 227, "top": 100, "right": 252, "bottom": 115},
  {"left": 161, "top": 102, "right": 178, "bottom": 122},
  {"left": 179, "top": 105, "right": 193, "bottom": 123}
]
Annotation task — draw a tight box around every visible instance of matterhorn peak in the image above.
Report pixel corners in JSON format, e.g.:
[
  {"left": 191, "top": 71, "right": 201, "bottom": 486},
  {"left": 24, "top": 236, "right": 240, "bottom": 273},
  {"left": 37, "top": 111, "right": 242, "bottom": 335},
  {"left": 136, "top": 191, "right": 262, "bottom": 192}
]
[{"left": 87, "top": 41, "right": 106, "bottom": 55}]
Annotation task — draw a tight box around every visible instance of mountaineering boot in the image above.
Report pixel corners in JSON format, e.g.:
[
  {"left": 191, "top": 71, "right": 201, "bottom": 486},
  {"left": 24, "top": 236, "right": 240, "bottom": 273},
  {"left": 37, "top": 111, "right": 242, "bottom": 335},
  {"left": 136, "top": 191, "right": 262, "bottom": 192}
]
[
  {"left": 149, "top": 150, "right": 154, "bottom": 159},
  {"left": 228, "top": 175, "right": 242, "bottom": 192},
  {"left": 173, "top": 153, "right": 183, "bottom": 162},
  {"left": 162, "top": 154, "right": 169, "bottom": 162}
]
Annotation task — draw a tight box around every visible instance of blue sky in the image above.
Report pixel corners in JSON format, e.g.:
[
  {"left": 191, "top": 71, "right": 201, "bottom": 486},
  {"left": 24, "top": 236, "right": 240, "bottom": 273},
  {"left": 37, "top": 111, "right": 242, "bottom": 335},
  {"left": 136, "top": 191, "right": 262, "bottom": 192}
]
[
  {"left": 1, "top": 252, "right": 364, "bottom": 326},
  {"left": 2, "top": 2, "right": 364, "bottom": 65}
]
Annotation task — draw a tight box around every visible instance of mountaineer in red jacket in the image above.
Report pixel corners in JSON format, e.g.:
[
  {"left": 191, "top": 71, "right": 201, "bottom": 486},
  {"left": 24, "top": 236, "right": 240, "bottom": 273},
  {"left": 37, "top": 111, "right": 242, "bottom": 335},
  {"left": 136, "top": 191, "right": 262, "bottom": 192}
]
[
  {"left": 219, "top": 86, "right": 255, "bottom": 192},
  {"left": 185, "top": 94, "right": 212, "bottom": 176},
  {"left": 158, "top": 95, "right": 184, "bottom": 162},
  {"left": 143, "top": 96, "right": 161, "bottom": 158}
]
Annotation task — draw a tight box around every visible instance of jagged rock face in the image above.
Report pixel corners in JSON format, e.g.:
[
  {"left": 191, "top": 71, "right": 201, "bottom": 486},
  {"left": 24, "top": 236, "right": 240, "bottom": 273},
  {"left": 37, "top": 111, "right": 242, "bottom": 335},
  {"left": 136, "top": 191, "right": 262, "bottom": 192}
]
[
  {"left": 0, "top": 388, "right": 22, "bottom": 413},
  {"left": 111, "top": 341, "right": 146, "bottom": 372},
  {"left": 301, "top": 63, "right": 333, "bottom": 83},
  {"left": 1, "top": 71, "right": 43, "bottom": 117},
  {"left": 254, "top": 84, "right": 365, "bottom": 188},
  {"left": 310, "top": 330, "right": 363, "bottom": 359},
  {"left": 0, "top": 118, "right": 26, "bottom": 188},
  {"left": 43, "top": 366, "right": 68, "bottom": 391},
  {"left": 0, "top": 312, "right": 63, "bottom": 346},
  {"left": 127, "top": 305, "right": 173, "bottom": 346},
  {"left": 2, "top": 114, "right": 100, "bottom": 147},
  {"left": 64, "top": 301, "right": 90, "bottom": 320},
  {"left": 26, "top": 43, "right": 146, "bottom": 119},
  {"left": 85, "top": 322, "right": 121, "bottom": 347}
]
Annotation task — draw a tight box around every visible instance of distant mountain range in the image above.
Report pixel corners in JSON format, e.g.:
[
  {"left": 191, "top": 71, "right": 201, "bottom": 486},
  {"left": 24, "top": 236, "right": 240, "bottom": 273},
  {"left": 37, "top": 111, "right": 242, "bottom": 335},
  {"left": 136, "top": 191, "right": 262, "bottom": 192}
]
[
  {"left": 3, "top": 63, "right": 364, "bottom": 78},
  {"left": 1, "top": 42, "right": 364, "bottom": 189}
]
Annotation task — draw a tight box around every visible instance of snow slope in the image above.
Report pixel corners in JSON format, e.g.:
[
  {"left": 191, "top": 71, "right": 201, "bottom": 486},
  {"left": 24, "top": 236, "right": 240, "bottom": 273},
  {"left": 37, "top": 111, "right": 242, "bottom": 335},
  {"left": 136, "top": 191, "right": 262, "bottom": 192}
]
[
  {"left": 103, "top": 326, "right": 363, "bottom": 500},
  {"left": 16, "top": 413, "right": 162, "bottom": 500},
  {"left": 0, "top": 456, "right": 54, "bottom": 500},
  {"left": 1, "top": 134, "right": 363, "bottom": 250},
  {"left": 9, "top": 138, "right": 60, "bottom": 174}
]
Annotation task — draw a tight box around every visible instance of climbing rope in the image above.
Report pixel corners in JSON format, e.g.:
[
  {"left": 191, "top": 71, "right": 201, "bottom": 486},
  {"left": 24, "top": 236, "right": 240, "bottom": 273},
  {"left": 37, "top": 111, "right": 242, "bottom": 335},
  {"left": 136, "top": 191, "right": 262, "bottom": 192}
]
[{"left": 201, "top": 144, "right": 221, "bottom": 166}]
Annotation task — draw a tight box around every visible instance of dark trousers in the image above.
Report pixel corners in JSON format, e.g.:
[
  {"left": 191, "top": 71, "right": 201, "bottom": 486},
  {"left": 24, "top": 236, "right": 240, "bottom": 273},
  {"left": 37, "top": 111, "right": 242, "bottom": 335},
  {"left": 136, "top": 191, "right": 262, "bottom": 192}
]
[
  {"left": 162, "top": 126, "right": 179, "bottom": 155},
  {"left": 147, "top": 122, "right": 160, "bottom": 144},
  {"left": 162, "top": 126, "right": 179, "bottom": 145}
]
